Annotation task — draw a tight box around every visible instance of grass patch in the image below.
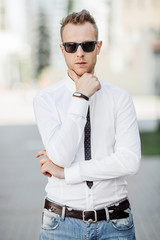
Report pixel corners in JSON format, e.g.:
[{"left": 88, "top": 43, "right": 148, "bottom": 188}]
[{"left": 140, "top": 131, "right": 160, "bottom": 156}]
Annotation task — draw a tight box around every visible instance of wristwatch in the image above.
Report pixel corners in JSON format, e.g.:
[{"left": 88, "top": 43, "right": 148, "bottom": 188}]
[{"left": 73, "top": 92, "right": 89, "bottom": 101}]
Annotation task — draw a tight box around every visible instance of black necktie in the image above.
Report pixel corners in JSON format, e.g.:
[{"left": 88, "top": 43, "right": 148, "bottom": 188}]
[{"left": 84, "top": 106, "right": 93, "bottom": 188}]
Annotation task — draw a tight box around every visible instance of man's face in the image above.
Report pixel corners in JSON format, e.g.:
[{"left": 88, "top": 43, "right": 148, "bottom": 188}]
[{"left": 60, "top": 22, "right": 102, "bottom": 77}]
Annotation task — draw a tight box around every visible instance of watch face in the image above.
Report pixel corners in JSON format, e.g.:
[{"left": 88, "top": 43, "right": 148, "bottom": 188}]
[{"left": 75, "top": 93, "right": 81, "bottom": 96}]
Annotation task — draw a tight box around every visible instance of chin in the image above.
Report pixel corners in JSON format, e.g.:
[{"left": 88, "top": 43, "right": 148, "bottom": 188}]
[{"left": 75, "top": 68, "right": 91, "bottom": 77}]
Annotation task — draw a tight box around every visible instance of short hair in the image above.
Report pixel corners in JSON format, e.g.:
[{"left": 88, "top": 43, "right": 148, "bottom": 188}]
[{"left": 60, "top": 9, "right": 98, "bottom": 41}]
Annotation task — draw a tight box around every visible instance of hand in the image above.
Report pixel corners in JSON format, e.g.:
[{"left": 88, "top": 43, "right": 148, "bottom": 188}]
[
  {"left": 36, "top": 150, "right": 65, "bottom": 179},
  {"left": 68, "top": 69, "right": 101, "bottom": 98}
]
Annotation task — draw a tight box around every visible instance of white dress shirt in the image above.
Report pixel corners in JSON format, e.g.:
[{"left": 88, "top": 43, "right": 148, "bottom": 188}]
[{"left": 33, "top": 74, "right": 141, "bottom": 210}]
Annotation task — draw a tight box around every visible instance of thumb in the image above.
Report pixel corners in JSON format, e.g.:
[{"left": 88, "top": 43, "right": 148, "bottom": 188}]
[{"left": 67, "top": 69, "right": 79, "bottom": 83}]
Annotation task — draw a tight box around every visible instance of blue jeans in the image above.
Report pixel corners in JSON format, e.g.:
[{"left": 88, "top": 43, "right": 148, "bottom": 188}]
[{"left": 40, "top": 206, "right": 136, "bottom": 240}]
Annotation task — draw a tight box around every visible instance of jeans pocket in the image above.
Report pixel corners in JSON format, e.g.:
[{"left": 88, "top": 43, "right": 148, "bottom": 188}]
[
  {"left": 111, "top": 208, "right": 134, "bottom": 231},
  {"left": 41, "top": 208, "right": 61, "bottom": 231}
]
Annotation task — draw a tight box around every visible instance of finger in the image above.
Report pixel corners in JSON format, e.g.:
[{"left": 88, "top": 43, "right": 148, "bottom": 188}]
[
  {"left": 40, "top": 157, "right": 48, "bottom": 168},
  {"left": 46, "top": 172, "right": 52, "bottom": 178},
  {"left": 36, "top": 149, "right": 47, "bottom": 158},
  {"left": 41, "top": 163, "right": 52, "bottom": 177},
  {"left": 41, "top": 171, "right": 52, "bottom": 178},
  {"left": 40, "top": 157, "right": 51, "bottom": 168},
  {"left": 67, "top": 69, "right": 79, "bottom": 83},
  {"left": 96, "top": 85, "right": 101, "bottom": 91},
  {"left": 41, "top": 169, "right": 52, "bottom": 178}
]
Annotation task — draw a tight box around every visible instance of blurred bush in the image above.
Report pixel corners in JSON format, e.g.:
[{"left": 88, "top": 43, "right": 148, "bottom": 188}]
[{"left": 140, "top": 131, "right": 160, "bottom": 156}]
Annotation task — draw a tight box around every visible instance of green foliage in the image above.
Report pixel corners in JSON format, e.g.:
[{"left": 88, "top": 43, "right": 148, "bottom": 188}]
[
  {"left": 140, "top": 131, "right": 160, "bottom": 156},
  {"left": 67, "top": 0, "right": 74, "bottom": 14}
]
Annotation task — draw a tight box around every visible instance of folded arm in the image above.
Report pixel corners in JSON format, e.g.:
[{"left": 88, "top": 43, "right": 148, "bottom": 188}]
[
  {"left": 64, "top": 93, "right": 141, "bottom": 184},
  {"left": 33, "top": 95, "right": 88, "bottom": 168}
]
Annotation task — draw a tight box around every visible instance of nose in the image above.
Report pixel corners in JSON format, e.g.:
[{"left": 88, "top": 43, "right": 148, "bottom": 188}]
[{"left": 76, "top": 45, "right": 84, "bottom": 57}]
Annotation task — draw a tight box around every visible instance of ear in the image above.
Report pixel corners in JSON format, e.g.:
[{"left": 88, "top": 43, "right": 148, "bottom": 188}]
[
  {"left": 60, "top": 44, "right": 65, "bottom": 56},
  {"left": 96, "top": 41, "right": 102, "bottom": 55}
]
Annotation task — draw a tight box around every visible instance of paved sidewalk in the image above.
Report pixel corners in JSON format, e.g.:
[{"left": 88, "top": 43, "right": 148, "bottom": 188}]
[
  {"left": 126, "top": 158, "right": 160, "bottom": 240},
  {"left": 0, "top": 125, "right": 160, "bottom": 240}
]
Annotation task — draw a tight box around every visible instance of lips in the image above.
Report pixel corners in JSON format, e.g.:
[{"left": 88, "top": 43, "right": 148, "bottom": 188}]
[{"left": 75, "top": 62, "right": 87, "bottom": 66}]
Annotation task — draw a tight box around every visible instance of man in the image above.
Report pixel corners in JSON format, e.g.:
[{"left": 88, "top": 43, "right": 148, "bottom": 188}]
[{"left": 33, "top": 9, "right": 141, "bottom": 240}]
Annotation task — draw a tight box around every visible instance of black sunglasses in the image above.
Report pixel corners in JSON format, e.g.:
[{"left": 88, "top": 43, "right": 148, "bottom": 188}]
[{"left": 62, "top": 41, "right": 98, "bottom": 53}]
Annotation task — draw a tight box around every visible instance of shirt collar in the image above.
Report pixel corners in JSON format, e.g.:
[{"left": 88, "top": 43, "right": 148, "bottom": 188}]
[{"left": 65, "top": 73, "right": 76, "bottom": 94}]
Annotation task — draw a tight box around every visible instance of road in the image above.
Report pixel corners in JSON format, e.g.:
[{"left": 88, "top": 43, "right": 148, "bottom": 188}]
[{"left": 0, "top": 125, "right": 160, "bottom": 240}]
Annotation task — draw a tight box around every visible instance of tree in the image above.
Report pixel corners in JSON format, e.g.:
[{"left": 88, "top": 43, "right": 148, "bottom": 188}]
[
  {"left": 36, "top": 10, "right": 51, "bottom": 76},
  {"left": 67, "top": 0, "right": 74, "bottom": 14}
]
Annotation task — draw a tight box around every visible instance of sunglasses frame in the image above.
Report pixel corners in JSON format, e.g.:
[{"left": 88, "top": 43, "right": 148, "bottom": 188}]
[{"left": 62, "top": 41, "right": 98, "bottom": 53}]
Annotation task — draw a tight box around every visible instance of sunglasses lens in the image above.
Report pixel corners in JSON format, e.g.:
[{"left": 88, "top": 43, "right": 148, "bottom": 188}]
[
  {"left": 65, "top": 43, "right": 77, "bottom": 53},
  {"left": 63, "top": 41, "right": 97, "bottom": 53},
  {"left": 82, "top": 41, "right": 96, "bottom": 52}
]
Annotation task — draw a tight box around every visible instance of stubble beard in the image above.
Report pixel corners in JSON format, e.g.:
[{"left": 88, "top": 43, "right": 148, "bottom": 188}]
[{"left": 74, "top": 64, "right": 96, "bottom": 77}]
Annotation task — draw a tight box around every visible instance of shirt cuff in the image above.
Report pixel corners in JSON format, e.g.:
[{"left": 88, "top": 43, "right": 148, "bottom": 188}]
[
  {"left": 69, "top": 96, "right": 89, "bottom": 118},
  {"left": 64, "top": 163, "right": 82, "bottom": 184}
]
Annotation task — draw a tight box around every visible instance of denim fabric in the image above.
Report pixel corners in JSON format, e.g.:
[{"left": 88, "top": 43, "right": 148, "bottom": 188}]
[{"left": 40, "top": 208, "right": 136, "bottom": 240}]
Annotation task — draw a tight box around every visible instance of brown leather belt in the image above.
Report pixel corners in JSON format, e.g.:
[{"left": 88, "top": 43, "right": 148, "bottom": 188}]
[{"left": 44, "top": 198, "right": 130, "bottom": 222}]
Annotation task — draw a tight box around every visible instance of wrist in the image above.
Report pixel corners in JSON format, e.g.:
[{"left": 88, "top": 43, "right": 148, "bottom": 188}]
[{"left": 73, "top": 92, "right": 89, "bottom": 101}]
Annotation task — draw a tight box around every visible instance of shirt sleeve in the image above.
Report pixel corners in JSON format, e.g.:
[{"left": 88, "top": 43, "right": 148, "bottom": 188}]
[
  {"left": 33, "top": 94, "right": 89, "bottom": 167},
  {"left": 64, "top": 92, "right": 141, "bottom": 184}
]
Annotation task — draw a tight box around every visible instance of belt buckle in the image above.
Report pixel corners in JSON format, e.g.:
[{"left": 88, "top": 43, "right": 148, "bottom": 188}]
[{"left": 83, "top": 210, "right": 97, "bottom": 223}]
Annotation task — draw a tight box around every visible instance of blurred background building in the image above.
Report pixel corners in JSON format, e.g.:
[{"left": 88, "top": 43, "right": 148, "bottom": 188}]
[
  {"left": 0, "top": 0, "right": 160, "bottom": 128},
  {"left": 0, "top": 0, "right": 160, "bottom": 93}
]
